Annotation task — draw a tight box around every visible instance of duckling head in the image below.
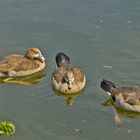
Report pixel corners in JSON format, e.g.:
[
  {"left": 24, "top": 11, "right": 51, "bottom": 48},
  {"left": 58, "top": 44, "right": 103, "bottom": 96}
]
[
  {"left": 55, "top": 52, "right": 70, "bottom": 67},
  {"left": 25, "top": 48, "right": 45, "bottom": 63}
]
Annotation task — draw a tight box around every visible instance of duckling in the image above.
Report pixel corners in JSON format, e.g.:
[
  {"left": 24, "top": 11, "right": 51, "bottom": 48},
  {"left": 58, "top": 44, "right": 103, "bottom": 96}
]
[
  {"left": 52, "top": 52, "right": 86, "bottom": 94},
  {"left": 0, "top": 48, "right": 45, "bottom": 77},
  {"left": 101, "top": 79, "right": 140, "bottom": 112}
]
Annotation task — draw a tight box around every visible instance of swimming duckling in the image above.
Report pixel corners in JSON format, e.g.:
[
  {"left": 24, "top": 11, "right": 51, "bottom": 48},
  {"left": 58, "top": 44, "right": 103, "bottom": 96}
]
[
  {"left": 52, "top": 52, "right": 86, "bottom": 94},
  {"left": 0, "top": 48, "right": 45, "bottom": 84},
  {"left": 101, "top": 79, "right": 140, "bottom": 113}
]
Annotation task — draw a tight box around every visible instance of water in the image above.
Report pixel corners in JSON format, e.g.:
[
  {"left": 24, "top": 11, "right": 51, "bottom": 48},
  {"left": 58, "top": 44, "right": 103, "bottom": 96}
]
[{"left": 0, "top": 0, "right": 140, "bottom": 139}]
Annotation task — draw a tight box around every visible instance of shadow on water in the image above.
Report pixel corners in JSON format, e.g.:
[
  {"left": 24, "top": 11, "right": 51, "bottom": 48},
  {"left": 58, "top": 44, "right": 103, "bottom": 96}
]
[
  {"left": 52, "top": 88, "right": 85, "bottom": 106},
  {"left": 101, "top": 98, "right": 140, "bottom": 119},
  {"left": 0, "top": 69, "right": 46, "bottom": 85}
]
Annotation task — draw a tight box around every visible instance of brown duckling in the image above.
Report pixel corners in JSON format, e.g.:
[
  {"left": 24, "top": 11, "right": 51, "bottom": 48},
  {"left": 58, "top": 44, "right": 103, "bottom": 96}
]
[
  {"left": 52, "top": 52, "right": 86, "bottom": 94},
  {"left": 101, "top": 79, "right": 140, "bottom": 113},
  {"left": 0, "top": 48, "right": 45, "bottom": 77}
]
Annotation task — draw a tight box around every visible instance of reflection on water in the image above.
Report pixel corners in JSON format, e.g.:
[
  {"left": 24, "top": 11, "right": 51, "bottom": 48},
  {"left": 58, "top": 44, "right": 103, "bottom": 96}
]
[
  {"left": 52, "top": 88, "right": 84, "bottom": 106},
  {"left": 0, "top": 69, "right": 45, "bottom": 85},
  {"left": 0, "top": 0, "right": 140, "bottom": 139},
  {"left": 102, "top": 98, "right": 140, "bottom": 119}
]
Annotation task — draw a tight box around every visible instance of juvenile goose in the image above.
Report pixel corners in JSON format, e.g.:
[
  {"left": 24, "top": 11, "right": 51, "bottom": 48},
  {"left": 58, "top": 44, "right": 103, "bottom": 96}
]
[
  {"left": 101, "top": 79, "right": 140, "bottom": 113},
  {"left": 52, "top": 52, "right": 86, "bottom": 94},
  {"left": 0, "top": 48, "right": 45, "bottom": 77}
]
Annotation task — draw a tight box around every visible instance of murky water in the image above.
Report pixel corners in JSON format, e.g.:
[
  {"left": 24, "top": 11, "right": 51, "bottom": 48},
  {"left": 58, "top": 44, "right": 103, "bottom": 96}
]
[{"left": 0, "top": 0, "right": 140, "bottom": 139}]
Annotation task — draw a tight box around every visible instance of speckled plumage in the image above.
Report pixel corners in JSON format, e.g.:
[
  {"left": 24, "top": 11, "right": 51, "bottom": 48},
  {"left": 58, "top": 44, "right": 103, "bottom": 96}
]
[
  {"left": 52, "top": 52, "right": 86, "bottom": 94},
  {"left": 0, "top": 48, "right": 45, "bottom": 77},
  {"left": 101, "top": 79, "right": 140, "bottom": 112}
]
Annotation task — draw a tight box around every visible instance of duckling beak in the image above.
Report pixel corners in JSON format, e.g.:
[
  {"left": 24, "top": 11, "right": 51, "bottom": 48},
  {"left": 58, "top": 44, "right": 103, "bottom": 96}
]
[
  {"left": 68, "top": 83, "right": 72, "bottom": 90},
  {"left": 67, "top": 79, "right": 73, "bottom": 90},
  {"left": 39, "top": 54, "right": 45, "bottom": 62}
]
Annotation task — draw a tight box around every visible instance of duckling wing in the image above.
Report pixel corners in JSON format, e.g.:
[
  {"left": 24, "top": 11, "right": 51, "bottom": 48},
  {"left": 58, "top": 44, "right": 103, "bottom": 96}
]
[
  {"left": 122, "top": 92, "right": 140, "bottom": 105},
  {"left": 52, "top": 68, "right": 65, "bottom": 83},
  {"left": 0, "top": 55, "right": 24, "bottom": 72},
  {"left": 0, "top": 55, "right": 39, "bottom": 72},
  {"left": 72, "top": 67, "right": 85, "bottom": 82},
  {"left": 16, "top": 59, "right": 40, "bottom": 71}
]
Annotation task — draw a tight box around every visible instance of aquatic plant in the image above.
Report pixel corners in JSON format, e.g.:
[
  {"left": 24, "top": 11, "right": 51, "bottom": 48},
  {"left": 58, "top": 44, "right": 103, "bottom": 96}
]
[{"left": 0, "top": 121, "right": 15, "bottom": 136}]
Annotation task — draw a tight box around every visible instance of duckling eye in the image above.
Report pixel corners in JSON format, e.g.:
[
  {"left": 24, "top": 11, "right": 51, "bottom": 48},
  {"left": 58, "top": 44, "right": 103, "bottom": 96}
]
[{"left": 34, "top": 51, "right": 38, "bottom": 54}]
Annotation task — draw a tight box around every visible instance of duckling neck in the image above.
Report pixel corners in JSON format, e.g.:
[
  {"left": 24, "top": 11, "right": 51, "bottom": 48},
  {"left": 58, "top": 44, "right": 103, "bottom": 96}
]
[
  {"left": 34, "top": 59, "right": 45, "bottom": 65},
  {"left": 25, "top": 54, "right": 32, "bottom": 60},
  {"left": 25, "top": 54, "right": 44, "bottom": 64}
]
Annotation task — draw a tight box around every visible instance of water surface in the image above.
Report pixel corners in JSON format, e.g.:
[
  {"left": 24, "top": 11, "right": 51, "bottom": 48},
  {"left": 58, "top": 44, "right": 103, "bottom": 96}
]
[{"left": 0, "top": 0, "right": 140, "bottom": 139}]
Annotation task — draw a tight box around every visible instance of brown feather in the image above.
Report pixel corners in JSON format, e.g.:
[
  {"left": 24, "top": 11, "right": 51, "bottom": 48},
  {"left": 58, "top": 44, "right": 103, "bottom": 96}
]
[{"left": 0, "top": 48, "right": 45, "bottom": 76}]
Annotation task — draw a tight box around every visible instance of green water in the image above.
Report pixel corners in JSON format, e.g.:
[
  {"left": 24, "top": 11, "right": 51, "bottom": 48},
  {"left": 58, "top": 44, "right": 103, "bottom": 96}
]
[{"left": 0, "top": 0, "right": 140, "bottom": 139}]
